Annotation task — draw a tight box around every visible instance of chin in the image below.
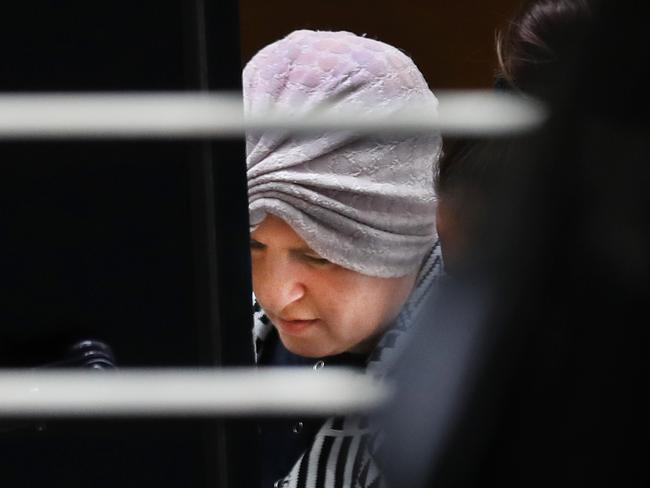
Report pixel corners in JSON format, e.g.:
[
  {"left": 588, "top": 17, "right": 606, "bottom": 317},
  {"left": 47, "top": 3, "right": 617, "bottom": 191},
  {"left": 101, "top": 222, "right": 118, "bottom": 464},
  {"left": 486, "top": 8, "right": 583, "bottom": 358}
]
[{"left": 279, "top": 335, "right": 338, "bottom": 359}]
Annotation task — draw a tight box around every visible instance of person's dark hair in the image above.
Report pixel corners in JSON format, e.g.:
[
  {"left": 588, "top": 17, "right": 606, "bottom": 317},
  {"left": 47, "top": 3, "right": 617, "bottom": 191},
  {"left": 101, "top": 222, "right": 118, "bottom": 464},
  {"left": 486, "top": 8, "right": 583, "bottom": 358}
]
[
  {"left": 434, "top": 0, "right": 596, "bottom": 275},
  {"left": 435, "top": 0, "right": 595, "bottom": 201},
  {"left": 495, "top": 0, "right": 594, "bottom": 97}
]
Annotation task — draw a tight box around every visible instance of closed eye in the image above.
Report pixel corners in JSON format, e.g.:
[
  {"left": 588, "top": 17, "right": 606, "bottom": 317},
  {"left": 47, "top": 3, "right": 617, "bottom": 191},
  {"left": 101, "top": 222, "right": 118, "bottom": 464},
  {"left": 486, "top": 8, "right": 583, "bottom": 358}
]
[
  {"left": 250, "top": 239, "right": 266, "bottom": 250},
  {"left": 303, "top": 254, "right": 331, "bottom": 266}
]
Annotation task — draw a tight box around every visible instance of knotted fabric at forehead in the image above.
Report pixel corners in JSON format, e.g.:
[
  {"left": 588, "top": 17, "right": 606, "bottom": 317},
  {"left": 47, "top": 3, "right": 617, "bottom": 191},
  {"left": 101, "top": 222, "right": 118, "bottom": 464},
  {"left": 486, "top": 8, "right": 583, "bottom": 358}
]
[{"left": 244, "top": 30, "right": 441, "bottom": 277}]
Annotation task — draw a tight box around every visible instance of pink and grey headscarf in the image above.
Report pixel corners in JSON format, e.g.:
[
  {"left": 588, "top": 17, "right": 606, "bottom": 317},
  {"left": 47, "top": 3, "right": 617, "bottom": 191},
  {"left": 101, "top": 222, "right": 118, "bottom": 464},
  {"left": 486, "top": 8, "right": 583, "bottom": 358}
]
[{"left": 244, "top": 30, "right": 441, "bottom": 278}]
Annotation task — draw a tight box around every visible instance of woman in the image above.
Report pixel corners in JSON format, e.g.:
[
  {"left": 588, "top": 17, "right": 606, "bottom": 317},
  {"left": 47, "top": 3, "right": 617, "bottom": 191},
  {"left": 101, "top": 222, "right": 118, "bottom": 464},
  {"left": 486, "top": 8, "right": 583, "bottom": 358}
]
[
  {"left": 380, "top": 1, "right": 603, "bottom": 485},
  {"left": 244, "top": 30, "right": 443, "bottom": 488}
]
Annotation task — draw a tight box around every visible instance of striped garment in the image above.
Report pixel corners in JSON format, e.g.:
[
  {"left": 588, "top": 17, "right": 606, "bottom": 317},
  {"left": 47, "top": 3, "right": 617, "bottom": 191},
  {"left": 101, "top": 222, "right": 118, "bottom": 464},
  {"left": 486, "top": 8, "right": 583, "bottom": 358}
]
[{"left": 253, "top": 241, "right": 444, "bottom": 488}]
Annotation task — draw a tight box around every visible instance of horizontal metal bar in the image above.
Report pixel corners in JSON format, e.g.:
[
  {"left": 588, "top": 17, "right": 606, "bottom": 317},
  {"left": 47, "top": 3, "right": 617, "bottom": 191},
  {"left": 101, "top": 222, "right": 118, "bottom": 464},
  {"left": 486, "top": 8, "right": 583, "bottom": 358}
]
[
  {"left": 0, "top": 91, "right": 545, "bottom": 139},
  {"left": 0, "top": 368, "right": 389, "bottom": 417}
]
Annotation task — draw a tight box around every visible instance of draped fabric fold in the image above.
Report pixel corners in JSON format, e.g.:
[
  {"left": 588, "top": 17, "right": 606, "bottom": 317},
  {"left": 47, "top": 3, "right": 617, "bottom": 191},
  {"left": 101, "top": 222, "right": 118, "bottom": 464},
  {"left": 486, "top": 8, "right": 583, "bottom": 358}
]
[{"left": 244, "top": 30, "right": 442, "bottom": 277}]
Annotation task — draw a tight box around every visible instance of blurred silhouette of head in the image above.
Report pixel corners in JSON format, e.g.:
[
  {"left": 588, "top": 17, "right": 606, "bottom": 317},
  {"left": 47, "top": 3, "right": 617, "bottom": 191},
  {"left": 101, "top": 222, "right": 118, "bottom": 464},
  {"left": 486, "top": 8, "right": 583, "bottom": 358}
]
[
  {"left": 380, "top": 1, "right": 649, "bottom": 486},
  {"left": 435, "top": 0, "right": 594, "bottom": 273},
  {"left": 495, "top": 0, "right": 594, "bottom": 97}
]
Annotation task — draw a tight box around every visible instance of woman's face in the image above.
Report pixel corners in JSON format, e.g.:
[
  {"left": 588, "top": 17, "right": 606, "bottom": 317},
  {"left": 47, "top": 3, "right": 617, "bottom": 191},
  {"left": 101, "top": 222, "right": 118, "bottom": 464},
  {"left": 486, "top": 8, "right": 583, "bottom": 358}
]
[{"left": 250, "top": 215, "right": 417, "bottom": 358}]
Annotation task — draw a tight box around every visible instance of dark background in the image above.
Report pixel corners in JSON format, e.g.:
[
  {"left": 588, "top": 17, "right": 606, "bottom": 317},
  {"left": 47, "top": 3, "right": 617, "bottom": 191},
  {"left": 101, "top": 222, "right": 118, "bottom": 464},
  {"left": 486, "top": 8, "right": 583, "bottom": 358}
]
[
  {"left": 240, "top": 0, "right": 522, "bottom": 88},
  {"left": 0, "top": 0, "right": 252, "bottom": 486}
]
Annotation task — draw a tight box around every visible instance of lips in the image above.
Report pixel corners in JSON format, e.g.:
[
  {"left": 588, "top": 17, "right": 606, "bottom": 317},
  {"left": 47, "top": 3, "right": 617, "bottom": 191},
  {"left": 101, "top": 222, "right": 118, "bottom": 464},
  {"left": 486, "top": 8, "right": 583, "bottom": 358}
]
[{"left": 275, "top": 317, "right": 319, "bottom": 336}]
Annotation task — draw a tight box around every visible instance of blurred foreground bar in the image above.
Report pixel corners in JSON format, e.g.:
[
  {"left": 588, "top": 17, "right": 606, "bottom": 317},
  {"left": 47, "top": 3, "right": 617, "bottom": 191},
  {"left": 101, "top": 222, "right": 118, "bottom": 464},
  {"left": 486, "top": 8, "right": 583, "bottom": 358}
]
[
  {"left": 0, "top": 368, "right": 388, "bottom": 417},
  {"left": 0, "top": 90, "right": 545, "bottom": 139}
]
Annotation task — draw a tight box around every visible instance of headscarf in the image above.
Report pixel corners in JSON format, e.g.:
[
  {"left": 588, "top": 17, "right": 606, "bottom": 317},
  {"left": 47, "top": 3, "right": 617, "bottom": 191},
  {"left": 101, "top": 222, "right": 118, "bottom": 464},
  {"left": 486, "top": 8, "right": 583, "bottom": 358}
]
[{"left": 244, "top": 30, "right": 441, "bottom": 277}]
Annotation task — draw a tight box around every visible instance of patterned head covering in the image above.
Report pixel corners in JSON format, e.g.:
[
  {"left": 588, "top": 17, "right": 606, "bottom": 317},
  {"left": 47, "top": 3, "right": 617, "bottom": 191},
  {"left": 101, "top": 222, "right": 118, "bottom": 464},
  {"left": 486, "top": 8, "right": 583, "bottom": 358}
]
[{"left": 244, "top": 30, "right": 441, "bottom": 277}]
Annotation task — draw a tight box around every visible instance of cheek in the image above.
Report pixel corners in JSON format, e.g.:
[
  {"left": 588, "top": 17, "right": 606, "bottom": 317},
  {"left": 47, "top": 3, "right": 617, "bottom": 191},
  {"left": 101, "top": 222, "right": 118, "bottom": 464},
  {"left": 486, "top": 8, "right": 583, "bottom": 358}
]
[
  {"left": 250, "top": 255, "right": 271, "bottom": 303},
  {"left": 336, "top": 278, "right": 413, "bottom": 336},
  {"left": 315, "top": 275, "right": 389, "bottom": 337},
  {"left": 250, "top": 256, "right": 261, "bottom": 290}
]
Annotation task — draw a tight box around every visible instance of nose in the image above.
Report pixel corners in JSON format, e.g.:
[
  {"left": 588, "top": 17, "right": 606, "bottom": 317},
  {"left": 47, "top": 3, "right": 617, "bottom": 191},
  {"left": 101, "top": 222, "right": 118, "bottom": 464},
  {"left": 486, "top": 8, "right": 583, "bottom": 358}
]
[
  {"left": 254, "top": 257, "right": 307, "bottom": 313},
  {"left": 282, "top": 280, "right": 305, "bottom": 305}
]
